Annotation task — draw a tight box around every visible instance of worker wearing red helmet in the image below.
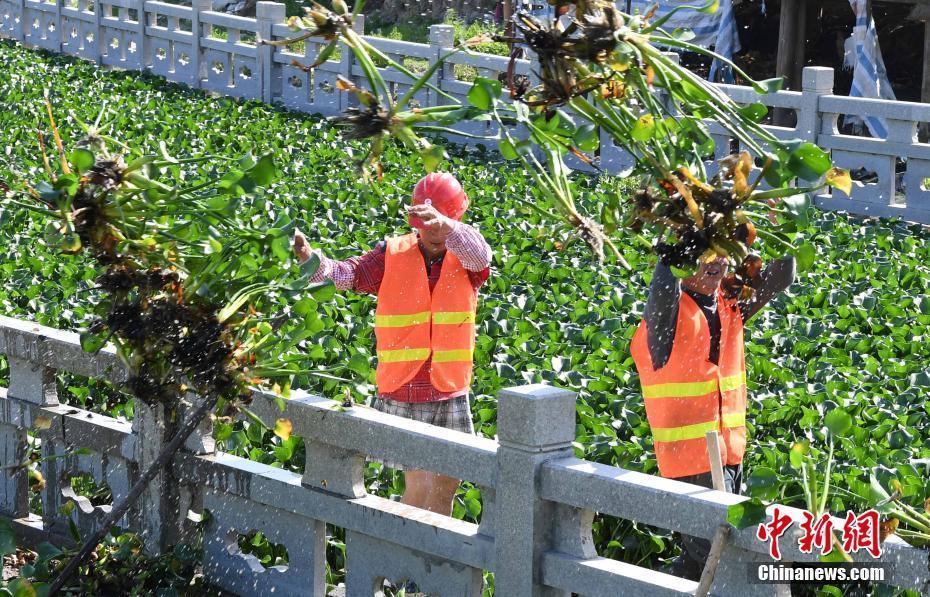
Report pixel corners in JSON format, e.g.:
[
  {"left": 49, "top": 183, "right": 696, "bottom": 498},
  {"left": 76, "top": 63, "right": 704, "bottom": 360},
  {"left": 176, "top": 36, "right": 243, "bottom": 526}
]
[{"left": 293, "top": 173, "right": 492, "bottom": 515}]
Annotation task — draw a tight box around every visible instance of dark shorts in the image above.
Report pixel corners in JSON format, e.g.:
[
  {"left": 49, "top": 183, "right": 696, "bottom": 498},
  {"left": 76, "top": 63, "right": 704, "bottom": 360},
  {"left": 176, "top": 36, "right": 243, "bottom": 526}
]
[
  {"left": 370, "top": 394, "right": 475, "bottom": 471},
  {"left": 670, "top": 464, "right": 743, "bottom": 580}
]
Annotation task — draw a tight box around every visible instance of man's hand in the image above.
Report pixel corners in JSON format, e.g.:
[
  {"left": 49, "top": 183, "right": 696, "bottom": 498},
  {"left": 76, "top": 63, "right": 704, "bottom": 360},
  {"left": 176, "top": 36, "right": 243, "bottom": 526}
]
[
  {"left": 293, "top": 229, "right": 313, "bottom": 264},
  {"left": 407, "top": 204, "right": 458, "bottom": 241}
]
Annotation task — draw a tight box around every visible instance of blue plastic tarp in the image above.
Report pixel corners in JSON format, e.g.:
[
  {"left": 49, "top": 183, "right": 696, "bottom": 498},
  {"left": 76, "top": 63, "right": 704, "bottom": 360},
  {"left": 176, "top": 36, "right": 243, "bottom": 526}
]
[{"left": 844, "top": 0, "right": 896, "bottom": 138}]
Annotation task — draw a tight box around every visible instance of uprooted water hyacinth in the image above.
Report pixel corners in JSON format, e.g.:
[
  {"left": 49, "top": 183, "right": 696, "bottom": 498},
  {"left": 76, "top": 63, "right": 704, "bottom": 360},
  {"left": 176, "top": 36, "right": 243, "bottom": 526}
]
[
  {"left": 3, "top": 98, "right": 340, "bottom": 592},
  {"left": 272, "top": 0, "right": 849, "bottom": 270},
  {"left": 10, "top": 99, "right": 336, "bottom": 411},
  {"left": 266, "top": 0, "right": 493, "bottom": 179}
]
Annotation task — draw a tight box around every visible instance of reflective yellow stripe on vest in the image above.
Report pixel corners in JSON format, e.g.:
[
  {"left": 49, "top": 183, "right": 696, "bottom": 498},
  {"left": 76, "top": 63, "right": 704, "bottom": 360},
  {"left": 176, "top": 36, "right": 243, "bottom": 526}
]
[
  {"left": 433, "top": 312, "right": 476, "bottom": 325},
  {"left": 653, "top": 419, "right": 720, "bottom": 443},
  {"left": 643, "top": 379, "right": 718, "bottom": 400},
  {"left": 722, "top": 412, "right": 746, "bottom": 428},
  {"left": 643, "top": 372, "right": 746, "bottom": 400},
  {"left": 432, "top": 349, "right": 472, "bottom": 363},
  {"left": 375, "top": 312, "right": 431, "bottom": 327},
  {"left": 378, "top": 348, "right": 431, "bottom": 363},
  {"left": 720, "top": 372, "right": 747, "bottom": 392}
]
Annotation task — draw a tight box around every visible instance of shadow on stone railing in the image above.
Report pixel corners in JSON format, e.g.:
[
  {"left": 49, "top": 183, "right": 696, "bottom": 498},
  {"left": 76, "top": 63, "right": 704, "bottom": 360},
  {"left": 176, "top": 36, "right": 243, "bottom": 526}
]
[
  {"left": 2, "top": 0, "right": 930, "bottom": 225},
  {"left": 2, "top": 315, "right": 930, "bottom": 596}
]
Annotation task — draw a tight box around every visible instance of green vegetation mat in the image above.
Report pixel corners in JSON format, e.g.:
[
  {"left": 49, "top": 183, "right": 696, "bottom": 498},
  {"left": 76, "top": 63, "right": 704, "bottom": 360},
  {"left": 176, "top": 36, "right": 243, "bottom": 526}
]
[{"left": 2, "top": 39, "right": 930, "bottom": 592}]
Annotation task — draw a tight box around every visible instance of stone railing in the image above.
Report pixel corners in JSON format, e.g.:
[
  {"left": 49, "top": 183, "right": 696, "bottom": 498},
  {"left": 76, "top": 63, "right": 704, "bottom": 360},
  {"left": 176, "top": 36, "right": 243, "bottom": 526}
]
[
  {"left": 1, "top": 0, "right": 930, "bottom": 225},
  {"left": 1, "top": 314, "right": 929, "bottom": 596}
]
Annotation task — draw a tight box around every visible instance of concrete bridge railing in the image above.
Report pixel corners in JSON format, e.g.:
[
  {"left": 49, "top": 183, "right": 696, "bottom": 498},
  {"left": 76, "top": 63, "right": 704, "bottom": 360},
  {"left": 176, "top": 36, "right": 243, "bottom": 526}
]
[
  {"left": 1, "top": 0, "right": 930, "bottom": 225},
  {"left": 1, "top": 314, "right": 929, "bottom": 596}
]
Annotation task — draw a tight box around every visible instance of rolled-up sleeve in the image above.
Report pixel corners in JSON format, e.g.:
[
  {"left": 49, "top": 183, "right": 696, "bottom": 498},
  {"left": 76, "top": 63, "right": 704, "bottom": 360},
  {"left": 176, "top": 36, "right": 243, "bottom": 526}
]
[
  {"left": 445, "top": 222, "right": 493, "bottom": 272},
  {"left": 308, "top": 245, "right": 384, "bottom": 294}
]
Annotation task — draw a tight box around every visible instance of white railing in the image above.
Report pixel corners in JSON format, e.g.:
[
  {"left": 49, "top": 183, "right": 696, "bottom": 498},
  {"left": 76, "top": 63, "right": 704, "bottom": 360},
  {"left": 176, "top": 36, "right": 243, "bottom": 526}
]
[
  {"left": 2, "top": 0, "right": 930, "bottom": 223},
  {"left": 1, "top": 315, "right": 929, "bottom": 596}
]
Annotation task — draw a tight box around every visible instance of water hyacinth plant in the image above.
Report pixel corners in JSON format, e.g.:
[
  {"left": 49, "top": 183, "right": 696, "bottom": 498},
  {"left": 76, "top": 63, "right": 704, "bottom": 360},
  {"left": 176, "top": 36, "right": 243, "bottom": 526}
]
[
  {"left": 273, "top": 0, "right": 850, "bottom": 298},
  {"left": 3, "top": 98, "right": 337, "bottom": 593},
  {"left": 18, "top": 99, "right": 332, "bottom": 405}
]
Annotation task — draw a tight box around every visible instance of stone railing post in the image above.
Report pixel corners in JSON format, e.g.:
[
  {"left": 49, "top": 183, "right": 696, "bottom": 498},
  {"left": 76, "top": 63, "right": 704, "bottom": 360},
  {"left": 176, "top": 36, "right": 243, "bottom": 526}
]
[
  {"left": 53, "top": 0, "right": 64, "bottom": 52},
  {"left": 132, "top": 399, "right": 171, "bottom": 553},
  {"left": 295, "top": 400, "right": 362, "bottom": 594},
  {"left": 131, "top": 0, "right": 146, "bottom": 71},
  {"left": 256, "top": 1, "right": 284, "bottom": 104},
  {"left": 90, "top": 0, "right": 103, "bottom": 64},
  {"left": 0, "top": 345, "right": 58, "bottom": 519},
  {"left": 427, "top": 23, "right": 453, "bottom": 108},
  {"left": 338, "top": 12, "right": 364, "bottom": 112},
  {"left": 494, "top": 384, "right": 577, "bottom": 596},
  {"left": 132, "top": 391, "right": 215, "bottom": 553},
  {"left": 191, "top": 0, "right": 211, "bottom": 88},
  {"left": 797, "top": 66, "right": 833, "bottom": 142},
  {"left": 141, "top": 0, "right": 153, "bottom": 69}
]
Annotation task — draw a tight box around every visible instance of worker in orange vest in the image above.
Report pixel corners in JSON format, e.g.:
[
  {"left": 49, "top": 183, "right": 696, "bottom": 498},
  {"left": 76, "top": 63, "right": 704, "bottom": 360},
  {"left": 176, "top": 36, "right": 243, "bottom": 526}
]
[
  {"left": 631, "top": 254, "right": 795, "bottom": 579},
  {"left": 293, "top": 173, "right": 492, "bottom": 516}
]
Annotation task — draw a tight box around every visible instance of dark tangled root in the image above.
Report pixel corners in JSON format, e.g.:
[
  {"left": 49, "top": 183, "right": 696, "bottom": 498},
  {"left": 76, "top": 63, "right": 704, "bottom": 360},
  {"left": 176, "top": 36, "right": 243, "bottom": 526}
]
[
  {"left": 577, "top": 216, "right": 606, "bottom": 263},
  {"left": 655, "top": 225, "right": 712, "bottom": 270},
  {"left": 97, "top": 266, "right": 179, "bottom": 294},
  {"left": 86, "top": 161, "right": 124, "bottom": 190},
  {"left": 93, "top": 273, "right": 237, "bottom": 406},
  {"left": 335, "top": 104, "right": 393, "bottom": 141}
]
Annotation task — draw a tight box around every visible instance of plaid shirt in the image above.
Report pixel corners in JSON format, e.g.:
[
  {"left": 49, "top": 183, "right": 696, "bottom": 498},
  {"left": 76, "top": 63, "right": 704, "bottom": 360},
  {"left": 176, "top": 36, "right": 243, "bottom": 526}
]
[{"left": 310, "top": 224, "right": 491, "bottom": 402}]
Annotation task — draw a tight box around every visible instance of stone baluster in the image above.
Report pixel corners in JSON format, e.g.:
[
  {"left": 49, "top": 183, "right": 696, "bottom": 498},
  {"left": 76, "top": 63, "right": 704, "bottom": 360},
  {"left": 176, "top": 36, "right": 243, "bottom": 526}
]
[
  {"left": 256, "top": 1, "right": 285, "bottom": 104},
  {"left": 1, "top": 333, "right": 58, "bottom": 519},
  {"left": 493, "top": 383, "right": 577, "bottom": 596}
]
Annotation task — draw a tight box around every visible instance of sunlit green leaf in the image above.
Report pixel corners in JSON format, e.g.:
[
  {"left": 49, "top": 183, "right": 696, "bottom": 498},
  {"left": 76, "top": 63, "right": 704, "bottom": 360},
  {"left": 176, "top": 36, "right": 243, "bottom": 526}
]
[
  {"left": 573, "top": 124, "right": 599, "bottom": 152},
  {"left": 786, "top": 142, "right": 831, "bottom": 181},
  {"left": 68, "top": 148, "right": 94, "bottom": 174},
  {"left": 466, "top": 77, "right": 501, "bottom": 110},
  {"left": 792, "top": 243, "right": 815, "bottom": 272},
  {"left": 824, "top": 408, "right": 852, "bottom": 437},
  {"left": 726, "top": 498, "right": 767, "bottom": 529},
  {"left": 631, "top": 114, "right": 655, "bottom": 142}
]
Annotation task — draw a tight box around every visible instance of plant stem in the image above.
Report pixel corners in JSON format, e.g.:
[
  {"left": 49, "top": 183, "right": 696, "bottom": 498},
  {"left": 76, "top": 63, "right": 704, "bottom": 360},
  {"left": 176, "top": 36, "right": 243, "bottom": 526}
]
[
  {"left": 896, "top": 529, "right": 930, "bottom": 547},
  {"left": 831, "top": 532, "right": 853, "bottom": 562},
  {"left": 818, "top": 438, "right": 834, "bottom": 516},
  {"left": 47, "top": 392, "right": 220, "bottom": 596},
  {"left": 892, "top": 504, "right": 930, "bottom": 533},
  {"left": 898, "top": 502, "right": 930, "bottom": 529},
  {"left": 412, "top": 125, "right": 493, "bottom": 139}
]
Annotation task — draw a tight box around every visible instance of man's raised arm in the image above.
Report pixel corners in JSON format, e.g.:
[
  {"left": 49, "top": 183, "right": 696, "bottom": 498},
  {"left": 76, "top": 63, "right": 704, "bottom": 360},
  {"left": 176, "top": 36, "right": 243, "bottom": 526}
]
[
  {"left": 739, "top": 255, "right": 797, "bottom": 322},
  {"left": 644, "top": 261, "right": 681, "bottom": 370},
  {"left": 293, "top": 230, "right": 373, "bottom": 292},
  {"left": 444, "top": 222, "right": 492, "bottom": 272}
]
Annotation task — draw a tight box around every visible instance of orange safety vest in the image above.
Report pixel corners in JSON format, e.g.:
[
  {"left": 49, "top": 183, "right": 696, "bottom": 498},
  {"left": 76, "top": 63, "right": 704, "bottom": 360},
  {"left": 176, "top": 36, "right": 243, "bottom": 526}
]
[
  {"left": 375, "top": 233, "right": 477, "bottom": 394},
  {"left": 630, "top": 291, "right": 748, "bottom": 479}
]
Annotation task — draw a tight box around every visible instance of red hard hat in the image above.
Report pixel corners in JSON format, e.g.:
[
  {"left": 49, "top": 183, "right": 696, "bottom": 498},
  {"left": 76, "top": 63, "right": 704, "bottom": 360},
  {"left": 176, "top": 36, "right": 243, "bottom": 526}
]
[{"left": 408, "top": 173, "right": 469, "bottom": 229}]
